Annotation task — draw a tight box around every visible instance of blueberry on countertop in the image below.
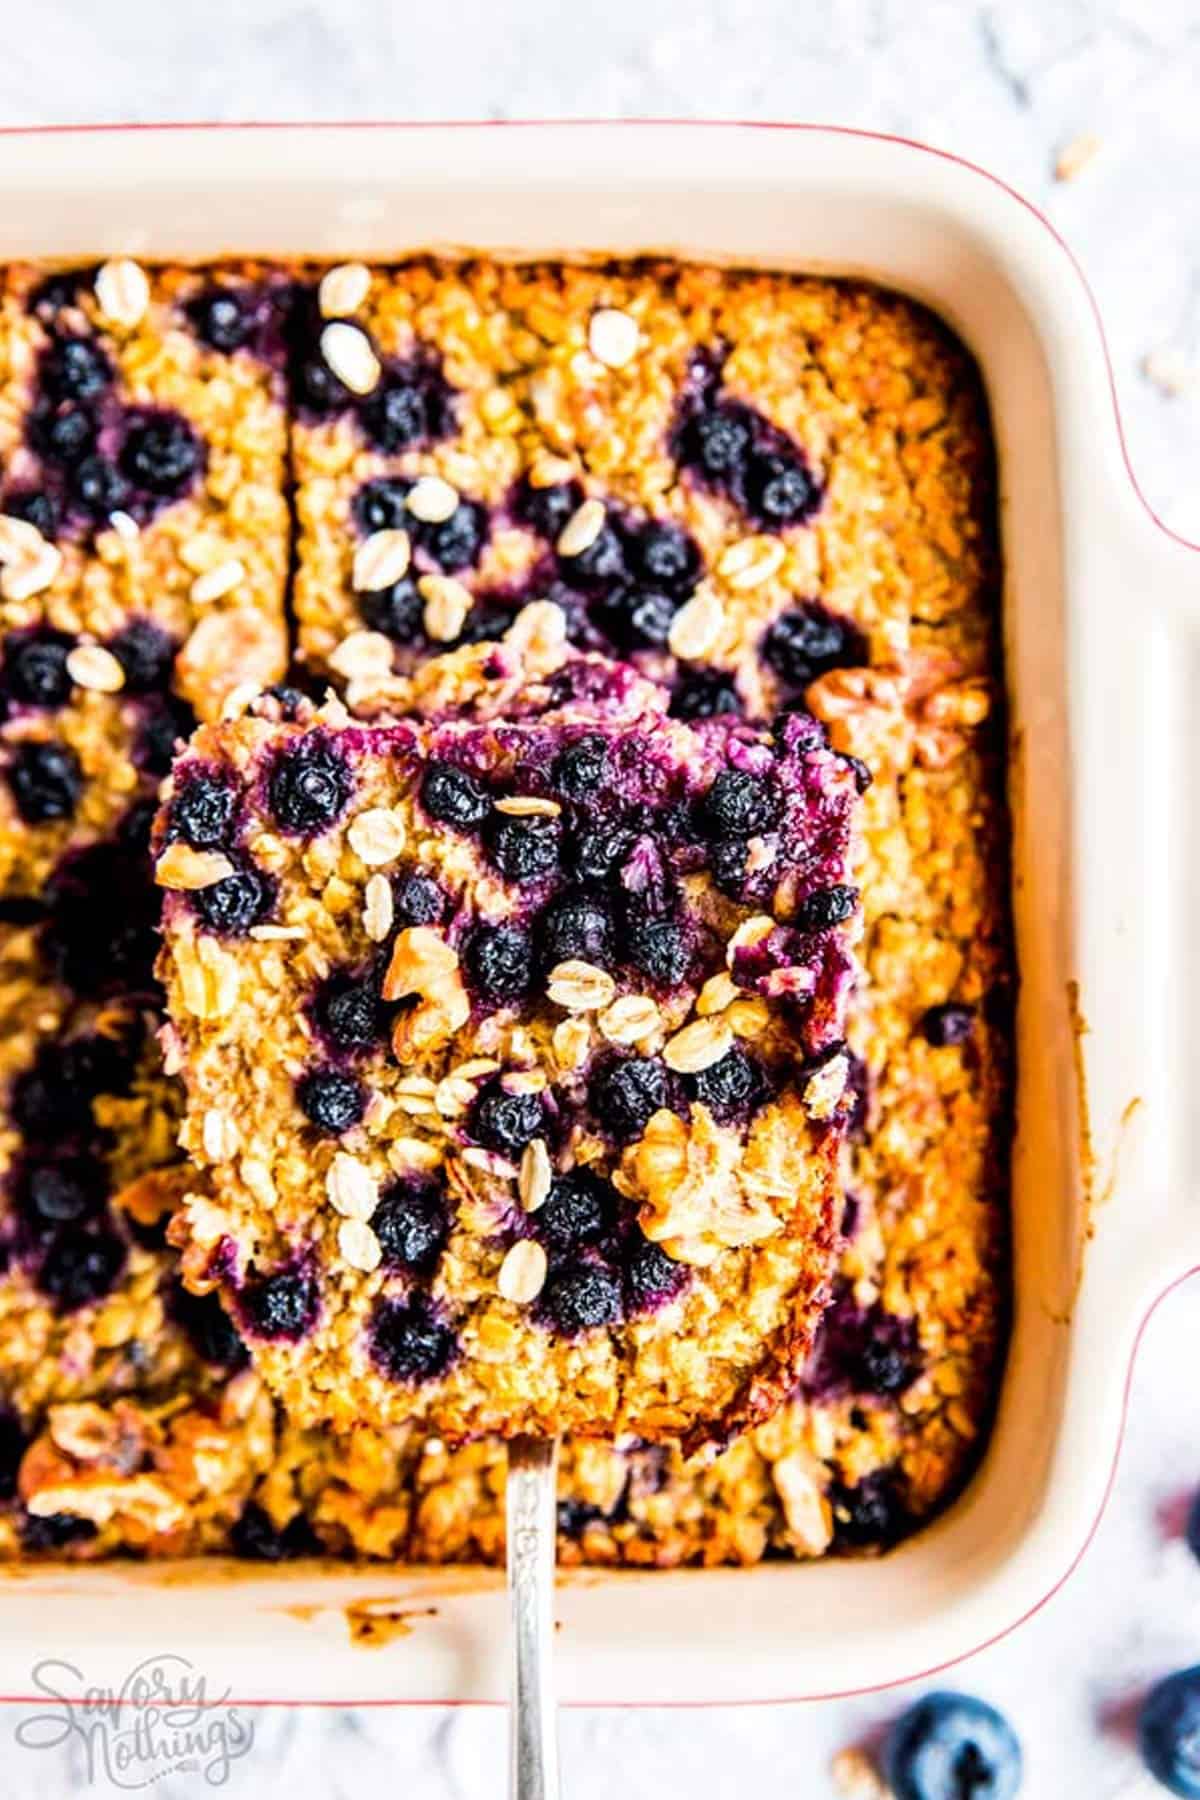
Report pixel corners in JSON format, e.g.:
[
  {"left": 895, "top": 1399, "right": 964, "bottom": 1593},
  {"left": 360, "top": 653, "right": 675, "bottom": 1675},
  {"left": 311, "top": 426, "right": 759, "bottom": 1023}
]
[
  {"left": 1141, "top": 1666, "right": 1200, "bottom": 1798},
  {"left": 883, "top": 1691, "right": 1023, "bottom": 1800}
]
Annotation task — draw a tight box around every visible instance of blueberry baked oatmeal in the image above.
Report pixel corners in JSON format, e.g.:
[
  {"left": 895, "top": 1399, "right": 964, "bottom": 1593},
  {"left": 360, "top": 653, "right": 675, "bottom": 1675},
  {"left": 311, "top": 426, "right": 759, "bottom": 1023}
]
[
  {"left": 154, "top": 621, "right": 861, "bottom": 1448},
  {"left": 0, "top": 257, "right": 1009, "bottom": 1564}
]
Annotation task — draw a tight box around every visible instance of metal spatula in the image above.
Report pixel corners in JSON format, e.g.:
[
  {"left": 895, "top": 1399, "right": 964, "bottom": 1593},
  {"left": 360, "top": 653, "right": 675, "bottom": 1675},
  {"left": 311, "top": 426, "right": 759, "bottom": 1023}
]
[{"left": 507, "top": 1434, "right": 560, "bottom": 1800}]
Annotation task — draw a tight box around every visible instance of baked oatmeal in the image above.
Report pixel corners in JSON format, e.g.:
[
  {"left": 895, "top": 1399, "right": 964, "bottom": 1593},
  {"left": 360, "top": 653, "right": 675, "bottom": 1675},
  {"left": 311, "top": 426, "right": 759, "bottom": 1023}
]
[
  {"left": 0, "top": 257, "right": 1009, "bottom": 1564},
  {"left": 154, "top": 622, "right": 861, "bottom": 1448}
]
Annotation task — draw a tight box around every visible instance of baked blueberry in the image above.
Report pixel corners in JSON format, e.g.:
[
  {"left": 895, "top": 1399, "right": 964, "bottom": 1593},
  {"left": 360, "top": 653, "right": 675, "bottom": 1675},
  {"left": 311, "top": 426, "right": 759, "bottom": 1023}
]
[
  {"left": 1140, "top": 1666, "right": 1200, "bottom": 1799},
  {"left": 420, "top": 759, "right": 489, "bottom": 830},
  {"left": 317, "top": 975, "right": 383, "bottom": 1054},
  {"left": 884, "top": 1692, "right": 1023, "bottom": 1800},
  {"left": 353, "top": 478, "right": 410, "bottom": 534},
  {"left": 296, "top": 1066, "right": 366, "bottom": 1136},
  {"left": 358, "top": 578, "right": 424, "bottom": 644},
  {"left": 683, "top": 406, "right": 752, "bottom": 479},
  {"left": 556, "top": 1499, "right": 611, "bottom": 1539},
  {"left": 590, "top": 1056, "right": 671, "bottom": 1140},
  {"left": 594, "top": 586, "right": 679, "bottom": 650},
  {"left": 38, "top": 1224, "right": 125, "bottom": 1311},
  {"left": 42, "top": 839, "right": 159, "bottom": 998},
  {"left": 21, "top": 1511, "right": 97, "bottom": 1550},
  {"left": 535, "top": 1169, "right": 618, "bottom": 1255},
  {"left": 746, "top": 450, "right": 815, "bottom": 524},
  {"left": 669, "top": 668, "right": 742, "bottom": 720},
  {"left": 392, "top": 871, "right": 445, "bottom": 928},
  {"left": 921, "top": 1003, "right": 974, "bottom": 1048},
  {"left": 795, "top": 884, "right": 858, "bottom": 932},
  {"left": 268, "top": 737, "right": 353, "bottom": 835},
  {"left": 469, "top": 1081, "right": 546, "bottom": 1157},
  {"left": 191, "top": 862, "right": 273, "bottom": 936},
  {"left": 0, "top": 1410, "right": 27, "bottom": 1500},
  {"left": 41, "top": 335, "right": 112, "bottom": 402},
  {"left": 558, "top": 522, "right": 626, "bottom": 590},
  {"left": 71, "top": 453, "right": 130, "bottom": 518},
  {"left": 692, "top": 1047, "right": 761, "bottom": 1118},
  {"left": 623, "top": 1237, "right": 688, "bottom": 1314},
  {"left": 568, "top": 824, "right": 632, "bottom": 884},
  {"left": 486, "top": 812, "right": 561, "bottom": 883},
  {"left": 188, "top": 288, "right": 254, "bottom": 353},
  {"left": 3, "top": 630, "right": 74, "bottom": 709},
  {"left": 702, "top": 768, "right": 780, "bottom": 836},
  {"left": 119, "top": 410, "right": 202, "bottom": 497},
  {"left": 3, "top": 489, "right": 59, "bottom": 540},
  {"left": 31, "top": 403, "right": 96, "bottom": 465},
  {"left": 107, "top": 619, "right": 175, "bottom": 694},
  {"left": 372, "top": 1179, "right": 450, "bottom": 1276},
  {"left": 370, "top": 1295, "right": 457, "bottom": 1384},
  {"left": 829, "top": 1469, "right": 910, "bottom": 1550},
  {"left": 7, "top": 741, "right": 83, "bottom": 822},
  {"left": 166, "top": 771, "right": 237, "bottom": 849},
  {"left": 626, "top": 917, "right": 691, "bottom": 988},
  {"left": 239, "top": 1268, "right": 320, "bottom": 1340},
  {"left": 763, "top": 602, "right": 865, "bottom": 689},
  {"left": 515, "top": 477, "right": 582, "bottom": 541},
  {"left": 539, "top": 1263, "right": 623, "bottom": 1336},
  {"left": 552, "top": 733, "right": 608, "bottom": 800},
  {"left": 17, "top": 1157, "right": 107, "bottom": 1229},
  {"left": 462, "top": 923, "right": 534, "bottom": 1004},
  {"left": 169, "top": 1281, "right": 249, "bottom": 1371},
  {"left": 537, "top": 891, "right": 615, "bottom": 969},
  {"left": 418, "top": 500, "right": 487, "bottom": 573},
  {"left": 13, "top": 1035, "right": 134, "bottom": 1140},
  {"left": 361, "top": 363, "right": 455, "bottom": 453},
  {"left": 629, "top": 522, "right": 701, "bottom": 596},
  {"left": 230, "top": 1501, "right": 321, "bottom": 1561}
]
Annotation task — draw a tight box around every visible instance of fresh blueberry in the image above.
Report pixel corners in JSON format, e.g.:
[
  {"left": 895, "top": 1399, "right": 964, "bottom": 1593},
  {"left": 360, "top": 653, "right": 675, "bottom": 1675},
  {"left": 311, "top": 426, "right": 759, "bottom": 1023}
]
[
  {"left": 535, "top": 1169, "right": 618, "bottom": 1255},
  {"left": 0, "top": 1410, "right": 27, "bottom": 1500},
  {"left": 17, "top": 1157, "right": 107, "bottom": 1229},
  {"left": 107, "top": 620, "right": 175, "bottom": 693},
  {"left": 188, "top": 288, "right": 254, "bottom": 353},
  {"left": 669, "top": 669, "right": 742, "bottom": 720},
  {"left": 41, "top": 335, "right": 113, "bottom": 402},
  {"left": 829, "top": 1469, "right": 910, "bottom": 1550},
  {"left": 746, "top": 451, "right": 816, "bottom": 525},
  {"left": 921, "top": 1003, "right": 975, "bottom": 1048},
  {"left": 883, "top": 1691, "right": 1023, "bottom": 1800},
  {"left": 629, "top": 522, "right": 701, "bottom": 596},
  {"left": 358, "top": 577, "right": 424, "bottom": 644},
  {"left": 552, "top": 733, "right": 608, "bottom": 800},
  {"left": 31, "top": 403, "right": 97, "bottom": 465},
  {"left": 317, "top": 974, "right": 382, "bottom": 1054},
  {"left": 486, "top": 812, "right": 561, "bottom": 883},
  {"left": 119, "top": 410, "right": 202, "bottom": 497},
  {"left": 763, "top": 603, "right": 865, "bottom": 689},
  {"left": 539, "top": 1263, "right": 623, "bottom": 1335},
  {"left": 469, "top": 1081, "right": 546, "bottom": 1157},
  {"left": 7, "top": 741, "right": 83, "bottom": 822},
  {"left": 71, "top": 454, "right": 130, "bottom": 518},
  {"left": 392, "top": 871, "right": 445, "bottom": 928},
  {"left": 590, "top": 1056, "right": 671, "bottom": 1140},
  {"left": 420, "top": 759, "right": 489, "bottom": 831},
  {"left": 169, "top": 1281, "right": 249, "bottom": 1371},
  {"left": 1141, "top": 1666, "right": 1200, "bottom": 1799},
  {"left": 167, "top": 771, "right": 237, "bottom": 849},
  {"left": 795, "top": 884, "right": 858, "bottom": 932},
  {"left": 267, "top": 737, "right": 353, "bottom": 834},
  {"left": 239, "top": 1268, "right": 320, "bottom": 1340},
  {"left": 623, "top": 1237, "right": 688, "bottom": 1314},
  {"left": 230, "top": 1501, "right": 321, "bottom": 1561},
  {"left": 38, "top": 1224, "right": 125, "bottom": 1310},
  {"left": 3, "top": 489, "right": 59, "bottom": 540},
  {"left": 515, "top": 478, "right": 582, "bottom": 541},
  {"left": 462, "top": 923, "right": 534, "bottom": 1004},
  {"left": 296, "top": 1066, "right": 366, "bottom": 1136},
  {"left": 692, "top": 1047, "right": 762, "bottom": 1119},
  {"left": 625, "top": 917, "right": 691, "bottom": 988},
  {"left": 370, "top": 1295, "right": 457, "bottom": 1384},
  {"left": 372, "top": 1179, "right": 450, "bottom": 1277},
  {"left": 190, "top": 862, "right": 273, "bottom": 936},
  {"left": 537, "top": 891, "right": 615, "bottom": 969},
  {"left": 3, "top": 630, "right": 74, "bottom": 709},
  {"left": 702, "top": 768, "right": 780, "bottom": 836}
]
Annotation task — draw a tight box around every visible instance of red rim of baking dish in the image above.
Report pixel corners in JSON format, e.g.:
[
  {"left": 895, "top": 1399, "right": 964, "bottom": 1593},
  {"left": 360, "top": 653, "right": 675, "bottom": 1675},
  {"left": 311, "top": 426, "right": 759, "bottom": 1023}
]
[{"left": 0, "top": 117, "right": 1191, "bottom": 1711}]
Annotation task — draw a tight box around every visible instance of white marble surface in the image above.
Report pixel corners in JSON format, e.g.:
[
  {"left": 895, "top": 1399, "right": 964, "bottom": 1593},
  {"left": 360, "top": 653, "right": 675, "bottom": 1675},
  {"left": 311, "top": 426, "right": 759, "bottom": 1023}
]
[{"left": 3, "top": 1, "right": 1199, "bottom": 1793}]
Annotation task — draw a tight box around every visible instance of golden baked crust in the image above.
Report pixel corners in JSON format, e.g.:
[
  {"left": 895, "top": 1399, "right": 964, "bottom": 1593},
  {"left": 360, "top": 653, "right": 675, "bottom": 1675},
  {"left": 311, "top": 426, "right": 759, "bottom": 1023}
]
[{"left": 0, "top": 257, "right": 1009, "bottom": 1564}]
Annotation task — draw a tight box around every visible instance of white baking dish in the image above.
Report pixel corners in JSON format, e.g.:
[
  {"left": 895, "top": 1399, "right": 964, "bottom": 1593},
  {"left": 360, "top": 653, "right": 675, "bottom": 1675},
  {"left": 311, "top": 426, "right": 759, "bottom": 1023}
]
[{"left": 0, "top": 120, "right": 1193, "bottom": 1707}]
